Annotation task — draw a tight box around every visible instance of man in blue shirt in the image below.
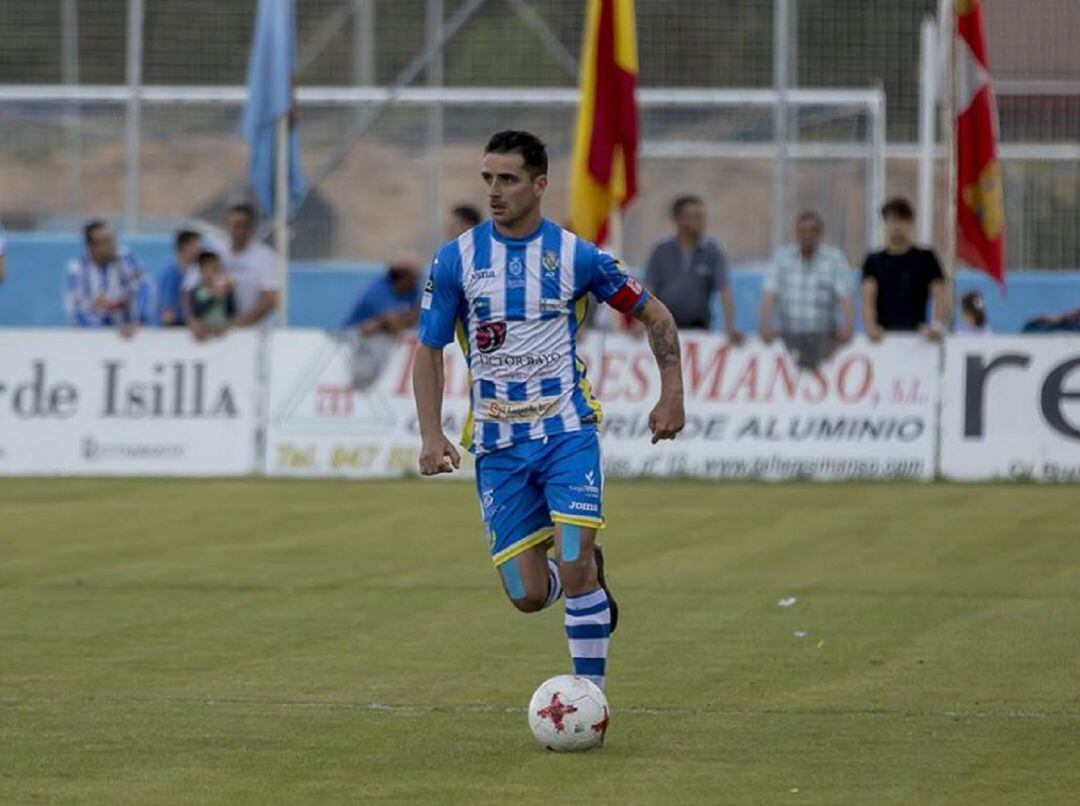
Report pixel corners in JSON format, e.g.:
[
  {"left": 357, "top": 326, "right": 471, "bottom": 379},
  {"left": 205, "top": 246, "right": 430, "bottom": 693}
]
[
  {"left": 159, "top": 229, "right": 202, "bottom": 327},
  {"left": 342, "top": 260, "right": 422, "bottom": 335}
]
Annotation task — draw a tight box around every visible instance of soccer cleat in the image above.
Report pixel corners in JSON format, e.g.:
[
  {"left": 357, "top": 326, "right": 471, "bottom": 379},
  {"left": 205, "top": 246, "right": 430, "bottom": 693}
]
[{"left": 594, "top": 544, "right": 618, "bottom": 634}]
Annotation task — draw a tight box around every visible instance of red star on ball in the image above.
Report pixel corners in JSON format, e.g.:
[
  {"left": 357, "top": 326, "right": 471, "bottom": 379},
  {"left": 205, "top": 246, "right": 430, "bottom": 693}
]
[
  {"left": 591, "top": 707, "right": 609, "bottom": 738},
  {"left": 536, "top": 693, "right": 578, "bottom": 732}
]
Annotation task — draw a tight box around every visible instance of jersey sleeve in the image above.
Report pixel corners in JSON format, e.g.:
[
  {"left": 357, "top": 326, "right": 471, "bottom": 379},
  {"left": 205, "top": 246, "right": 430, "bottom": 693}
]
[
  {"left": 585, "top": 244, "right": 649, "bottom": 314},
  {"left": 417, "top": 246, "right": 464, "bottom": 349}
]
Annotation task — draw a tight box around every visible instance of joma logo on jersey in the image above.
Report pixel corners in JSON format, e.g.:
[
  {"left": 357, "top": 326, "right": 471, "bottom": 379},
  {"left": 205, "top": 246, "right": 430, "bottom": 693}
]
[
  {"left": 542, "top": 250, "right": 560, "bottom": 274},
  {"left": 471, "top": 267, "right": 497, "bottom": 280}
]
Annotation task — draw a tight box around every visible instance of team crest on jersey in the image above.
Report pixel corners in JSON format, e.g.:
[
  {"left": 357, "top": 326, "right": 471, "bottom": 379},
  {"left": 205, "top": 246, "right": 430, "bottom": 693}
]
[
  {"left": 476, "top": 321, "right": 507, "bottom": 353},
  {"left": 508, "top": 257, "right": 525, "bottom": 277},
  {"left": 542, "top": 250, "right": 560, "bottom": 274}
]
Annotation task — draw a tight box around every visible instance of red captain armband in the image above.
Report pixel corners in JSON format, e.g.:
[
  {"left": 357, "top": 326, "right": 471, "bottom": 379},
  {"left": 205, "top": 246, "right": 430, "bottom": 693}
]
[{"left": 606, "top": 277, "right": 646, "bottom": 313}]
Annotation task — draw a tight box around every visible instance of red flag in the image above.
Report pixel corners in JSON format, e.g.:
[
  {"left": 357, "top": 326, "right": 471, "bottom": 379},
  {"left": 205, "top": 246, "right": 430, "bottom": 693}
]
[
  {"left": 956, "top": 0, "right": 1005, "bottom": 285},
  {"left": 569, "top": 0, "right": 639, "bottom": 246}
]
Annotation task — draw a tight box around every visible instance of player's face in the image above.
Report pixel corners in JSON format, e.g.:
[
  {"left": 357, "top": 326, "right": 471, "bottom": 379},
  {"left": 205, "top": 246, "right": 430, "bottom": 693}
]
[
  {"left": 481, "top": 152, "right": 546, "bottom": 229},
  {"left": 884, "top": 214, "right": 914, "bottom": 249}
]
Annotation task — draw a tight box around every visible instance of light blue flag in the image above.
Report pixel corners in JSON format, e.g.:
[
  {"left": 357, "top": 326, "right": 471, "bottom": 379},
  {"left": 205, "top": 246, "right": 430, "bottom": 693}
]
[{"left": 241, "top": 0, "right": 304, "bottom": 217}]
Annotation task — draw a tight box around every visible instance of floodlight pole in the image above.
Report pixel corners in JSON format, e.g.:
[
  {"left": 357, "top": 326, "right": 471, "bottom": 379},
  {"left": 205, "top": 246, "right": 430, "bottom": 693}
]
[{"left": 276, "top": 114, "right": 289, "bottom": 327}]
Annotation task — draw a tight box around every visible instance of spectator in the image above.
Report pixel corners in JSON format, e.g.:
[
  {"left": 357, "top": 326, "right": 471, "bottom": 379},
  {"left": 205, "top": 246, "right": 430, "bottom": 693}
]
[
  {"left": 159, "top": 229, "right": 202, "bottom": 327},
  {"left": 957, "top": 291, "right": 991, "bottom": 334},
  {"left": 1022, "top": 304, "right": 1080, "bottom": 333},
  {"left": 861, "top": 197, "right": 948, "bottom": 342},
  {"left": 221, "top": 203, "right": 279, "bottom": 328},
  {"left": 645, "top": 195, "right": 742, "bottom": 341},
  {"left": 760, "top": 211, "right": 854, "bottom": 369},
  {"left": 446, "top": 204, "right": 484, "bottom": 240},
  {"left": 342, "top": 260, "right": 422, "bottom": 336},
  {"left": 186, "top": 251, "right": 236, "bottom": 336},
  {"left": 0, "top": 220, "right": 7, "bottom": 285},
  {"left": 64, "top": 220, "right": 154, "bottom": 335}
]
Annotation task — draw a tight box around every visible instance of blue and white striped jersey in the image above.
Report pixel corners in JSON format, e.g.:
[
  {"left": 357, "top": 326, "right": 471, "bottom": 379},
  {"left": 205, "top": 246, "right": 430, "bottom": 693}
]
[
  {"left": 418, "top": 219, "right": 648, "bottom": 455},
  {"left": 65, "top": 249, "right": 155, "bottom": 327}
]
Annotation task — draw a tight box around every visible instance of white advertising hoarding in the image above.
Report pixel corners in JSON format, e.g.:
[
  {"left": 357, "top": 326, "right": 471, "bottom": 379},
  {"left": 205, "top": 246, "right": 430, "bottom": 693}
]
[
  {"left": 0, "top": 330, "right": 260, "bottom": 475},
  {"left": 941, "top": 336, "right": 1080, "bottom": 481},
  {"left": 266, "top": 331, "right": 939, "bottom": 481},
  {"left": 583, "top": 333, "right": 939, "bottom": 480},
  {"left": 265, "top": 330, "right": 474, "bottom": 477}
]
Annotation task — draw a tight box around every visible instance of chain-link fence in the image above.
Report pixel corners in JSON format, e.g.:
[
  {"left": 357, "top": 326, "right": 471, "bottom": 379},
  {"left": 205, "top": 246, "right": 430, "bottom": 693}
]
[{"left": 0, "top": 0, "right": 1077, "bottom": 269}]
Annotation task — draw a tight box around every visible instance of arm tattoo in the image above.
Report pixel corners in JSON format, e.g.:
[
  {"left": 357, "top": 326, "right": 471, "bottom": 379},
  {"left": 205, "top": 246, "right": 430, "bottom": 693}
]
[{"left": 647, "top": 314, "right": 681, "bottom": 370}]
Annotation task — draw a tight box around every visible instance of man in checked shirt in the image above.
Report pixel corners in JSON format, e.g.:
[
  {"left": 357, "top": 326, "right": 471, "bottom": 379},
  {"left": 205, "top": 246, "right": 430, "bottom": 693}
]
[{"left": 759, "top": 210, "right": 855, "bottom": 370}]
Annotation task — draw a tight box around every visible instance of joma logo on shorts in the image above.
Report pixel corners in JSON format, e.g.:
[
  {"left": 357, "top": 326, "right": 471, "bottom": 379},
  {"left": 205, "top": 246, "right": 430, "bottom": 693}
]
[{"left": 569, "top": 502, "right": 599, "bottom": 513}]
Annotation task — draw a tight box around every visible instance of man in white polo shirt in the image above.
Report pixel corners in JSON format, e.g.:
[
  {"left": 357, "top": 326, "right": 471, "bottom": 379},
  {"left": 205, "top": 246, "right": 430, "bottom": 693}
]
[{"left": 222, "top": 203, "right": 279, "bottom": 329}]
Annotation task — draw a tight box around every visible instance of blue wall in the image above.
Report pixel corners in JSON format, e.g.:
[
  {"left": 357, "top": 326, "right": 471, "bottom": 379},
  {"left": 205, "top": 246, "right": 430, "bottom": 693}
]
[{"left": 2, "top": 232, "right": 1077, "bottom": 333}]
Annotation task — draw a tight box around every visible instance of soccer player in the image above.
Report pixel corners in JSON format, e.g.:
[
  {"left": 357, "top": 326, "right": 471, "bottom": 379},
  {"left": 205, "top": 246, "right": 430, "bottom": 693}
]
[{"left": 413, "top": 131, "right": 685, "bottom": 692}]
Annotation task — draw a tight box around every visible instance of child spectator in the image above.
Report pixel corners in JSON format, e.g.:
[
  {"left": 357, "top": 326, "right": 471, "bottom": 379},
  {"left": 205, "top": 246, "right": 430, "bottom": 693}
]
[
  {"left": 185, "top": 251, "right": 236, "bottom": 338},
  {"left": 957, "top": 292, "right": 990, "bottom": 334}
]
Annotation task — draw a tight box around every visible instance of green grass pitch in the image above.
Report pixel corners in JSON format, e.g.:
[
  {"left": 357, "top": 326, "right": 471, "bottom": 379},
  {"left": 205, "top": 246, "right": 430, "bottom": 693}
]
[{"left": 2, "top": 478, "right": 1078, "bottom": 804}]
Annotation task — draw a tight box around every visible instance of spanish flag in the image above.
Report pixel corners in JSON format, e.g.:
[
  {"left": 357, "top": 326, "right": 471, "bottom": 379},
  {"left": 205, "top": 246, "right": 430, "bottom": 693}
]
[
  {"left": 569, "top": 0, "right": 639, "bottom": 246},
  {"left": 956, "top": 0, "right": 1005, "bottom": 284}
]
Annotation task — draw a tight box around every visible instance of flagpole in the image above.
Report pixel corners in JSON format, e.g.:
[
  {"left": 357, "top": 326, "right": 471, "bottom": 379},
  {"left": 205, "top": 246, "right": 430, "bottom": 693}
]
[
  {"left": 275, "top": 113, "right": 289, "bottom": 328},
  {"left": 941, "top": 0, "right": 957, "bottom": 326}
]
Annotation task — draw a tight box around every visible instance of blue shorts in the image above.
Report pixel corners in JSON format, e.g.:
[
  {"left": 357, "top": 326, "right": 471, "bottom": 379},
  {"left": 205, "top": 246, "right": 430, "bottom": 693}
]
[{"left": 475, "top": 429, "right": 605, "bottom": 567}]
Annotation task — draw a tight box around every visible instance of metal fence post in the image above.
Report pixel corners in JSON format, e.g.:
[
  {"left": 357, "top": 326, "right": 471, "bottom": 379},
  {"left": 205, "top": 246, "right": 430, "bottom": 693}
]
[
  {"left": 124, "top": 0, "right": 144, "bottom": 234},
  {"left": 426, "top": 0, "right": 445, "bottom": 253},
  {"left": 771, "top": 0, "right": 791, "bottom": 256}
]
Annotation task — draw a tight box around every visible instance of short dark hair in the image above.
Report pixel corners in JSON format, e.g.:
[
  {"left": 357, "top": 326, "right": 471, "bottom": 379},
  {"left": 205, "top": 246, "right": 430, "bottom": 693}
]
[
  {"left": 196, "top": 250, "right": 220, "bottom": 269},
  {"left": 451, "top": 204, "right": 483, "bottom": 227},
  {"left": 671, "top": 195, "right": 704, "bottom": 218},
  {"left": 228, "top": 202, "right": 257, "bottom": 221},
  {"left": 961, "top": 291, "right": 987, "bottom": 328},
  {"left": 175, "top": 229, "right": 201, "bottom": 251},
  {"left": 881, "top": 197, "right": 915, "bottom": 221},
  {"left": 83, "top": 219, "right": 109, "bottom": 245},
  {"left": 796, "top": 210, "right": 824, "bottom": 228},
  {"left": 484, "top": 130, "right": 548, "bottom": 178}
]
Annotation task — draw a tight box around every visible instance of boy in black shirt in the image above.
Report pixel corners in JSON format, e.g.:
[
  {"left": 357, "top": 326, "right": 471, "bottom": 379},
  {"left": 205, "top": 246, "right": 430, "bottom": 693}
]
[{"left": 861, "top": 197, "right": 948, "bottom": 341}]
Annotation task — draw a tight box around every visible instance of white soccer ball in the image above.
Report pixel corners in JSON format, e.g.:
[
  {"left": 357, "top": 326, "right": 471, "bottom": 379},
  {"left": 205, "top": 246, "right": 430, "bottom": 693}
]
[{"left": 527, "top": 674, "right": 610, "bottom": 751}]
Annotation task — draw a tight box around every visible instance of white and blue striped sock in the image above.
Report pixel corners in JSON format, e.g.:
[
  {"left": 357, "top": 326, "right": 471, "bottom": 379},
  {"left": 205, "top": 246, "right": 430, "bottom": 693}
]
[
  {"left": 564, "top": 588, "right": 611, "bottom": 690},
  {"left": 543, "top": 556, "right": 563, "bottom": 610}
]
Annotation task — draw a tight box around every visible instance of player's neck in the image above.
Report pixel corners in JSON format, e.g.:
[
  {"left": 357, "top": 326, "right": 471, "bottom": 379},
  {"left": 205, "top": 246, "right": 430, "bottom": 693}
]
[{"left": 494, "top": 210, "right": 543, "bottom": 241}]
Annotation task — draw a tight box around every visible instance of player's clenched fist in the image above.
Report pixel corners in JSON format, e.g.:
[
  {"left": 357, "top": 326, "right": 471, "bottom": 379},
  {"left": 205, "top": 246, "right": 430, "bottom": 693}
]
[
  {"left": 649, "top": 396, "right": 685, "bottom": 444},
  {"left": 419, "top": 435, "right": 461, "bottom": 475}
]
